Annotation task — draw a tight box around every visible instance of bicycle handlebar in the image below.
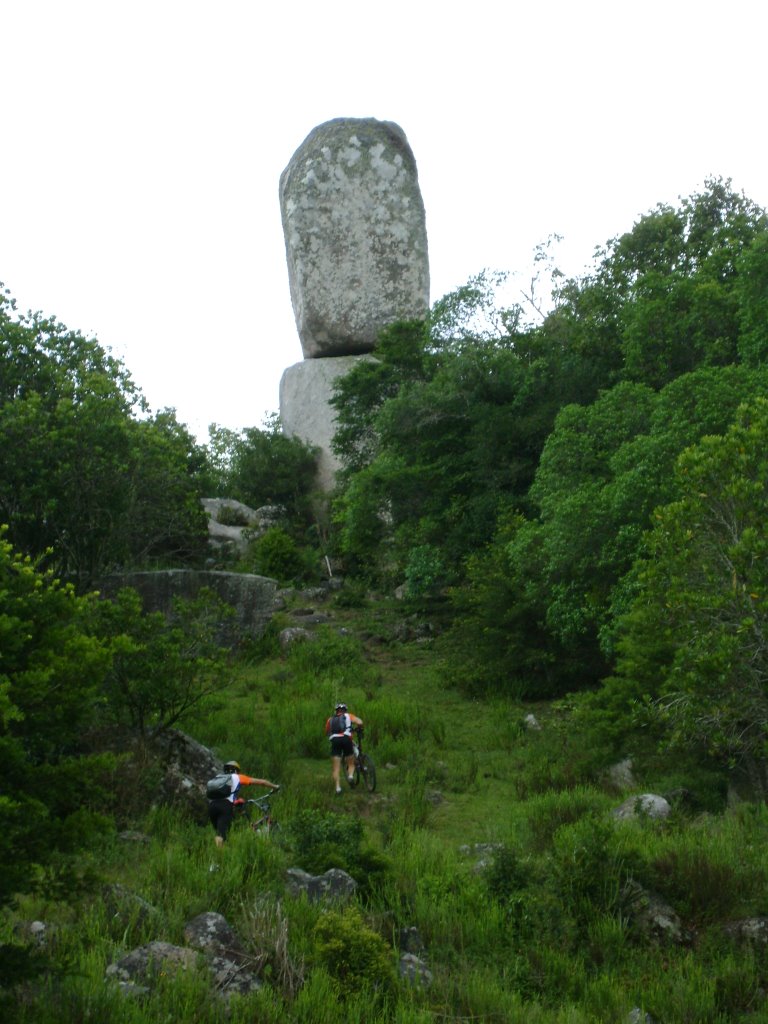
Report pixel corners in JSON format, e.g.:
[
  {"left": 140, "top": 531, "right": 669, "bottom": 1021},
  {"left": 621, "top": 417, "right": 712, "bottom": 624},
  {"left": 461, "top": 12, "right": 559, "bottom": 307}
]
[{"left": 246, "top": 793, "right": 275, "bottom": 808}]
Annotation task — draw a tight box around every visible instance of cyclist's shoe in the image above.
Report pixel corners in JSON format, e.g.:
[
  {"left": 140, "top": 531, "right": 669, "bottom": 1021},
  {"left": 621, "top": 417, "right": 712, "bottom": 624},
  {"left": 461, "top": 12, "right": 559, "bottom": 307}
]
[
  {"left": 335, "top": 786, "right": 342, "bottom": 795},
  {"left": 347, "top": 775, "right": 355, "bottom": 783}
]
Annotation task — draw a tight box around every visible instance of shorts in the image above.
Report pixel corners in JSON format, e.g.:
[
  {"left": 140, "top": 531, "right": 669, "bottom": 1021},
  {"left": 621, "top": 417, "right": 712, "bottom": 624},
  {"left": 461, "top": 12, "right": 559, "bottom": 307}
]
[
  {"left": 208, "top": 797, "right": 234, "bottom": 840},
  {"left": 330, "top": 735, "right": 355, "bottom": 758}
]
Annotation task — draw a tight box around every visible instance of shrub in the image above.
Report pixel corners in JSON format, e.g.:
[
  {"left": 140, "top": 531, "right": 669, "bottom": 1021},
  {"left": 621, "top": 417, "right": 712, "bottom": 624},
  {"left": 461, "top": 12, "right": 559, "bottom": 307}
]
[
  {"left": 285, "top": 809, "right": 388, "bottom": 891},
  {"left": 287, "top": 809, "right": 364, "bottom": 875},
  {"left": 521, "top": 787, "right": 613, "bottom": 853},
  {"left": 244, "top": 527, "right": 316, "bottom": 584},
  {"left": 333, "top": 580, "right": 369, "bottom": 609},
  {"left": 287, "top": 626, "right": 365, "bottom": 675},
  {"left": 549, "top": 814, "right": 626, "bottom": 918},
  {"left": 486, "top": 845, "right": 530, "bottom": 904},
  {"left": 312, "top": 907, "right": 396, "bottom": 994}
]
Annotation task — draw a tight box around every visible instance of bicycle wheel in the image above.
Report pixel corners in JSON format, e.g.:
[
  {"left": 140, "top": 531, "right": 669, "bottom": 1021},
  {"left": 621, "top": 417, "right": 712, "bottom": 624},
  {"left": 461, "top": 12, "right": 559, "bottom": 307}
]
[{"left": 359, "top": 754, "right": 376, "bottom": 792}]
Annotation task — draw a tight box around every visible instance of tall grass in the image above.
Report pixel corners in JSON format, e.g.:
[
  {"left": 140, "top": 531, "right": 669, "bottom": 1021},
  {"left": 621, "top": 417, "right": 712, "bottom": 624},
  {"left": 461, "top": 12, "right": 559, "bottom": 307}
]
[{"left": 11, "top": 613, "right": 768, "bottom": 1024}]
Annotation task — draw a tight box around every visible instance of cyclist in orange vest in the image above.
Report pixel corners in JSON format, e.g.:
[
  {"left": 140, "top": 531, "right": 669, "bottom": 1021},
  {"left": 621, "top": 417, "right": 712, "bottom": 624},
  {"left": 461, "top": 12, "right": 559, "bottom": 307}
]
[{"left": 208, "top": 759, "right": 279, "bottom": 847}]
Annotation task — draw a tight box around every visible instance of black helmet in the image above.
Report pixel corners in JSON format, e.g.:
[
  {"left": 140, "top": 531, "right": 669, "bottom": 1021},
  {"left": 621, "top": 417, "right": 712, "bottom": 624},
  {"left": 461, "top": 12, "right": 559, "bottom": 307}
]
[
  {"left": 335, "top": 702, "right": 347, "bottom": 712},
  {"left": 223, "top": 760, "right": 240, "bottom": 772}
]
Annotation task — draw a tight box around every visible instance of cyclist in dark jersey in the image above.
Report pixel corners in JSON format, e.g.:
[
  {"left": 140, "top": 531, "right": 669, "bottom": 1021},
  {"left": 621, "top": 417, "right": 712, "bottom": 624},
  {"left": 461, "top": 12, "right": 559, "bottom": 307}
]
[{"left": 325, "top": 703, "right": 363, "bottom": 794}]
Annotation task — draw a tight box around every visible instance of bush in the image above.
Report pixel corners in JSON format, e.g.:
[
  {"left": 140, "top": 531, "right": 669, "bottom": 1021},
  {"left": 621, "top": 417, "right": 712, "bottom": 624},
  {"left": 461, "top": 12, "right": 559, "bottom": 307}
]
[
  {"left": 285, "top": 809, "right": 388, "bottom": 889},
  {"left": 522, "top": 787, "right": 613, "bottom": 853},
  {"left": 243, "top": 527, "right": 317, "bottom": 584},
  {"left": 312, "top": 907, "right": 396, "bottom": 994},
  {"left": 287, "top": 626, "right": 365, "bottom": 676},
  {"left": 549, "top": 814, "right": 626, "bottom": 918},
  {"left": 287, "top": 809, "right": 365, "bottom": 875}
]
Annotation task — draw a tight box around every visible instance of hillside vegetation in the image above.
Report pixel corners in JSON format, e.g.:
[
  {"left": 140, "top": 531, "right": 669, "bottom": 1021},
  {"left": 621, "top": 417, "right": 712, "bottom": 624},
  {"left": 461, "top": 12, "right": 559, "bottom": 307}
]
[
  {"left": 4, "top": 177, "right": 768, "bottom": 1021},
  {"left": 5, "top": 604, "right": 768, "bottom": 1023}
]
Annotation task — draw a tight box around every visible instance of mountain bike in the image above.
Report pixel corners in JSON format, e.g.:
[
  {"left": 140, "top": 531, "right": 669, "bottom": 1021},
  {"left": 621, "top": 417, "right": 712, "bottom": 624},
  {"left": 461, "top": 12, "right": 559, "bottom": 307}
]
[
  {"left": 343, "top": 726, "right": 376, "bottom": 792},
  {"left": 234, "top": 789, "right": 280, "bottom": 835}
]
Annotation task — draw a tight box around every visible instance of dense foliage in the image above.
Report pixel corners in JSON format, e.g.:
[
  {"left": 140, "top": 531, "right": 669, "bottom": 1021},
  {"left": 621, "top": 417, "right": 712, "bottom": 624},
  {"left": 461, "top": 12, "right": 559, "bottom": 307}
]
[
  {"left": 0, "top": 531, "right": 117, "bottom": 911},
  {"left": 0, "top": 287, "right": 208, "bottom": 585},
  {"left": 205, "top": 415, "right": 319, "bottom": 525},
  {"left": 330, "top": 179, "right": 768, "bottom": 715}
]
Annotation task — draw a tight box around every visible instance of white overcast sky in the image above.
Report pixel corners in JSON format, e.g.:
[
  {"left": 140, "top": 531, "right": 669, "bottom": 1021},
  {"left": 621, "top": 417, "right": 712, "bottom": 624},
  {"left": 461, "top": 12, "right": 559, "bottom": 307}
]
[{"left": 2, "top": 0, "right": 766, "bottom": 442}]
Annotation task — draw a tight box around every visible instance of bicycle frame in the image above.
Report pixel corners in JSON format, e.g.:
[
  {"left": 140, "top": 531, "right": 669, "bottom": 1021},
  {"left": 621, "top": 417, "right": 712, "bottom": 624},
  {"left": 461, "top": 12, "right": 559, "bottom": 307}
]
[
  {"left": 343, "top": 726, "right": 377, "bottom": 792},
  {"left": 234, "top": 792, "right": 279, "bottom": 834}
]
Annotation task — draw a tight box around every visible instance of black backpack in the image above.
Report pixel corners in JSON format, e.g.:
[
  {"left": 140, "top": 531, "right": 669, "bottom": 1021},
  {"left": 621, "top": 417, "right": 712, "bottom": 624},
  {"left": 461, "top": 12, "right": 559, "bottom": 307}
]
[{"left": 206, "top": 773, "right": 234, "bottom": 800}]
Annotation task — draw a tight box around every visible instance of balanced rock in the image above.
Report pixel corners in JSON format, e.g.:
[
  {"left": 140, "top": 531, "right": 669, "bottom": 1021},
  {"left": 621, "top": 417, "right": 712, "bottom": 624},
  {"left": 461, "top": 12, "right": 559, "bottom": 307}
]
[
  {"left": 280, "top": 354, "right": 374, "bottom": 489},
  {"left": 280, "top": 117, "right": 429, "bottom": 358}
]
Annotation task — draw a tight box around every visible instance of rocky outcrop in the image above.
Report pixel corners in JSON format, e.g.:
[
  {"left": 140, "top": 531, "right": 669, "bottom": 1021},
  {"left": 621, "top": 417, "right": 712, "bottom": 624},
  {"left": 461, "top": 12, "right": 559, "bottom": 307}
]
[
  {"left": 95, "top": 569, "right": 278, "bottom": 645},
  {"left": 621, "top": 880, "right": 689, "bottom": 945},
  {"left": 280, "top": 354, "right": 375, "bottom": 489},
  {"left": 284, "top": 867, "right": 358, "bottom": 903},
  {"left": 280, "top": 117, "right": 429, "bottom": 359},
  {"left": 201, "top": 499, "right": 285, "bottom": 557},
  {"left": 148, "top": 727, "right": 223, "bottom": 821},
  {"left": 105, "top": 927, "right": 261, "bottom": 1001}
]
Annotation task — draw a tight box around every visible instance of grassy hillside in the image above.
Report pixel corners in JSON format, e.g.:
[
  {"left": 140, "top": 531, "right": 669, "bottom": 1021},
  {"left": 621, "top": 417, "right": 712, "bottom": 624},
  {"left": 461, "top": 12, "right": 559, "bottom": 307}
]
[{"left": 4, "top": 592, "right": 768, "bottom": 1023}]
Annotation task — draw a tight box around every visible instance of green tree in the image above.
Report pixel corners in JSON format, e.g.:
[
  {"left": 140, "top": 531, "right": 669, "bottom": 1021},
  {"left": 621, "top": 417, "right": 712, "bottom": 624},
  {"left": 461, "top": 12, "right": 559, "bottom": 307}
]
[
  {"left": 544, "top": 178, "right": 767, "bottom": 391},
  {"left": 0, "top": 530, "right": 116, "bottom": 911},
  {"left": 735, "top": 228, "right": 768, "bottom": 366},
  {"left": 205, "top": 414, "right": 319, "bottom": 525},
  {"left": 0, "top": 286, "right": 208, "bottom": 583},
  {"left": 451, "top": 366, "right": 768, "bottom": 698},
  {"left": 331, "top": 304, "right": 583, "bottom": 583},
  {"left": 330, "top": 319, "right": 433, "bottom": 474},
  {"left": 243, "top": 526, "right": 316, "bottom": 584},
  {"left": 596, "top": 399, "right": 768, "bottom": 791},
  {"left": 86, "top": 586, "right": 233, "bottom": 736}
]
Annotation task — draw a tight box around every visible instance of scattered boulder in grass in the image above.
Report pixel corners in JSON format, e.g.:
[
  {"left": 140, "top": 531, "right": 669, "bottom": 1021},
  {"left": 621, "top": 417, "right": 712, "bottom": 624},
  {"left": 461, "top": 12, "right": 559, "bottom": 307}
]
[
  {"left": 399, "top": 952, "right": 433, "bottom": 987},
  {"left": 290, "top": 610, "right": 332, "bottom": 625},
  {"left": 206, "top": 955, "right": 261, "bottom": 998},
  {"left": 279, "top": 626, "right": 316, "bottom": 649},
  {"left": 106, "top": 915, "right": 262, "bottom": 1001},
  {"left": 621, "top": 880, "right": 689, "bottom": 945},
  {"left": 147, "top": 727, "right": 221, "bottom": 822},
  {"left": 285, "top": 867, "right": 358, "bottom": 903},
  {"left": 604, "top": 757, "right": 636, "bottom": 791},
  {"left": 399, "top": 926, "right": 426, "bottom": 955},
  {"left": 723, "top": 917, "right": 768, "bottom": 944},
  {"left": 626, "top": 1009, "right": 659, "bottom": 1024},
  {"left": 459, "top": 843, "right": 504, "bottom": 872},
  {"left": 106, "top": 941, "right": 199, "bottom": 989},
  {"left": 117, "top": 830, "right": 151, "bottom": 844},
  {"left": 102, "top": 884, "right": 160, "bottom": 929},
  {"left": 184, "top": 912, "right": 247, "bottom": 961},
  {"left": 612, "top": 793, "right": 671, "bottom": 821},
  {"left": 13, "top": 920, "right": 49, "bottom": 947}
]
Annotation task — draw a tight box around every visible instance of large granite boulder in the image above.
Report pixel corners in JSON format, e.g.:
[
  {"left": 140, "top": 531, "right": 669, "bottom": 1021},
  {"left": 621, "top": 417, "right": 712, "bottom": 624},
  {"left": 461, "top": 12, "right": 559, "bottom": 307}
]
[
  {"left": 95, "top": 570, "right": 278, "bottom": 646},
  {"left": 201, "top": 498, "right": 286, "bottom": 557},
  {"left": 280, "top": 354, "right": 374, "bottom": 489},
  {"left": 280, "top": 117, "right": 429, "bottom": 359}
]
